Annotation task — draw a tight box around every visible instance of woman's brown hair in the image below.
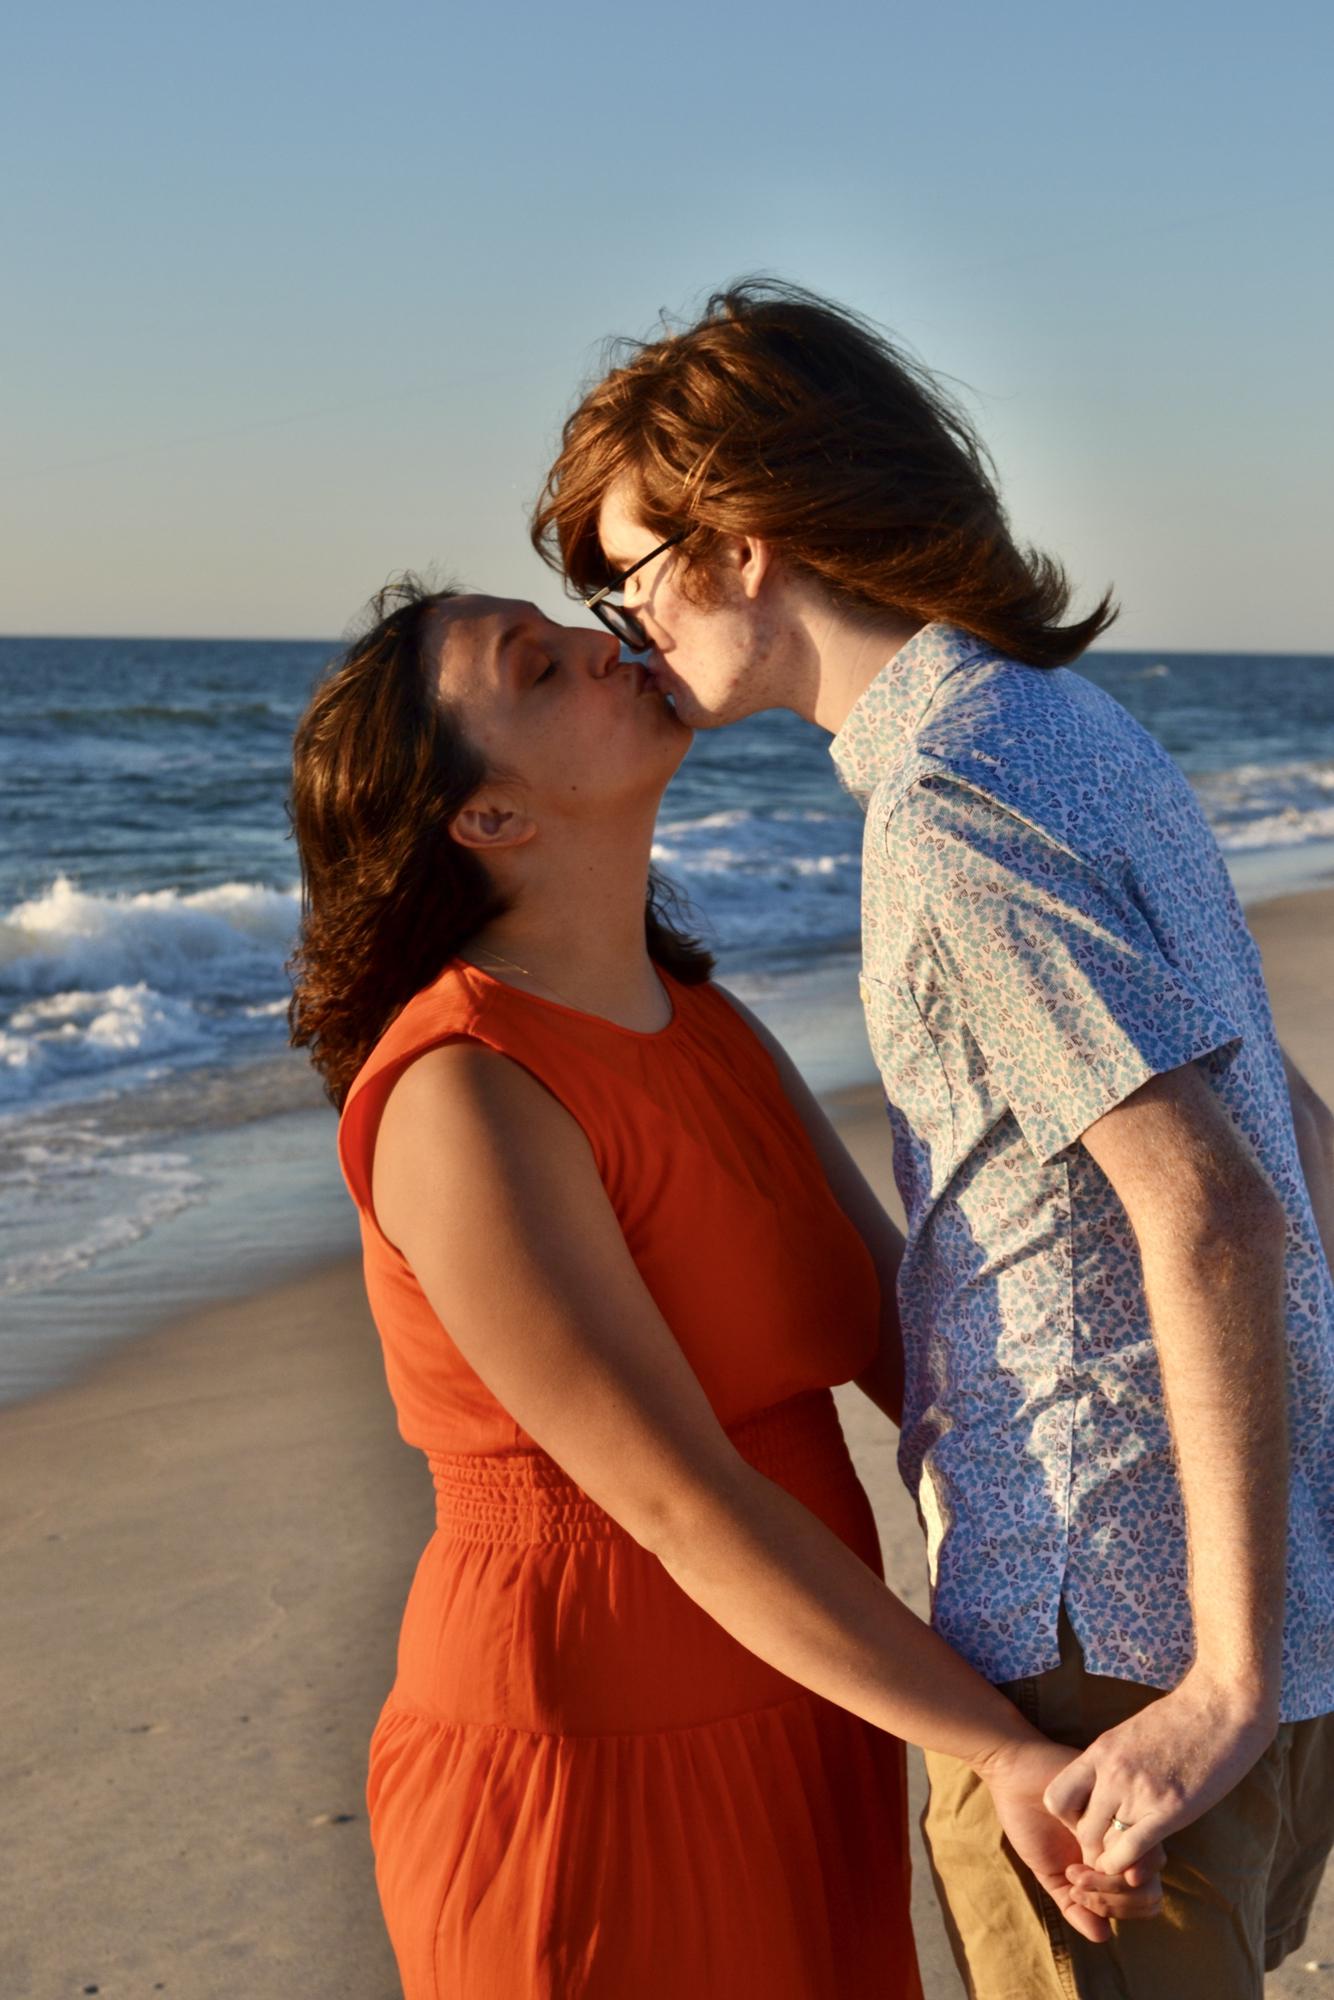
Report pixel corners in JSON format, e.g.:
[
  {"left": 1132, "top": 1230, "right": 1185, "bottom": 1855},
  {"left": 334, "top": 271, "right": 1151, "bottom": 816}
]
[
  {"left": 287, "top": 575, "right": 714, "bottom": 1109},
  {"left": 532, "top": 278, "right": 1117, "bottom": 668}
]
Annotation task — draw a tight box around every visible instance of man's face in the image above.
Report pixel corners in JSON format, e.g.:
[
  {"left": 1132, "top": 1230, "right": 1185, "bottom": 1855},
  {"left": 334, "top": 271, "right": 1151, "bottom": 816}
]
[{"left": 596, "top": 479, "right": 782, "bottom": 730}]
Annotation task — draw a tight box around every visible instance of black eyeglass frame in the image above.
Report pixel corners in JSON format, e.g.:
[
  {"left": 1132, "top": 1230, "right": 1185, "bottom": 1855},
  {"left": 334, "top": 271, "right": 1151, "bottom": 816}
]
[{"left": 582, "top": 530, "right": 688, "bottom": 651}]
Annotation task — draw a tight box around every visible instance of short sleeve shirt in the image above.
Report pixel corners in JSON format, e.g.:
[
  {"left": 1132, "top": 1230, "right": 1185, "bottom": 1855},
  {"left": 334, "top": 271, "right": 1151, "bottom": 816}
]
[{"left": 831, "top": 621, "right": 1334, "bottom": 1718}]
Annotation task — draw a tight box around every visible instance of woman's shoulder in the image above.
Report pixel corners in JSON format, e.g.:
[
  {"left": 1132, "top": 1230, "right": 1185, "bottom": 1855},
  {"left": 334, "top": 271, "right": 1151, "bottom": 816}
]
[
  {"left": 371, "top": 1033, "right": 588, "bottom": 1232},
  {"left": 375, "top": 1031, "right": 548, "bottom": 1134},
  {"left": 679, "top": 976, "right": 786, "bottom": 1072},
  {"left": 338, "top": 959, "right": 615, "bottom": 1217},
  {"left": 336, "top": 962, "right": 501, "bottom": 1205}
]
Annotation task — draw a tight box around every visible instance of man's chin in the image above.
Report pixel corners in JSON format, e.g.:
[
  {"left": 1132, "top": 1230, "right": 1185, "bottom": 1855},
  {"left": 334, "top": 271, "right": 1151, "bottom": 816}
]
[{"left": 657, "top": 684, "right": 730, "bottom": 732}]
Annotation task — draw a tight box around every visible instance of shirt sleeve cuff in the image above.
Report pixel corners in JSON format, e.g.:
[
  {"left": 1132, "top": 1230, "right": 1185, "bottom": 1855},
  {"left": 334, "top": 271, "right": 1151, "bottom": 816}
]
[{"left": 1010, "top": 1018, "right": 1245, "bottom": 1166}]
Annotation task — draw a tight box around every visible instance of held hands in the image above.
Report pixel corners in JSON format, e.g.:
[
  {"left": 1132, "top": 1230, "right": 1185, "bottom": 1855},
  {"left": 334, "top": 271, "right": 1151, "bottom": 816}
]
[
  {"left": 976, "top": 1664, "right": 1279, "bottom": 1936},
  {"left": 1041, "top": 1665, "right": 1278, "bottom": 1875},
  {"left": 978, "top": 1738, "right": 1166, "bottom": 1942}
]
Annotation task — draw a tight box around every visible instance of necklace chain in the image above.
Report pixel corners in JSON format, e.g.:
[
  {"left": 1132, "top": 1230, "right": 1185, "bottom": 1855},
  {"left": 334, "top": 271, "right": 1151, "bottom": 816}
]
[
  {"left": 468, "top": 946, "right": 574, "bottom": 1010},
  {"left": 467, "top": 947, "right": 671, "bottom": 1033}
]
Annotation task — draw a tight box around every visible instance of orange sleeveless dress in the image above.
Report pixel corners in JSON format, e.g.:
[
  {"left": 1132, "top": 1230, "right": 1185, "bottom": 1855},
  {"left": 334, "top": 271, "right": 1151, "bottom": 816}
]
[{"left": 338, "top": 960, "right": 922, "bottom": 2000}]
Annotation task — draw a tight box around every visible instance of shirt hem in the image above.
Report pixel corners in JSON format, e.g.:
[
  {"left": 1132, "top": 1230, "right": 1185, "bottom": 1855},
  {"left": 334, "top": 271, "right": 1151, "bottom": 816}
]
[{"left": 980, "top": 1637, "right": 1334, "bottom": 1724}]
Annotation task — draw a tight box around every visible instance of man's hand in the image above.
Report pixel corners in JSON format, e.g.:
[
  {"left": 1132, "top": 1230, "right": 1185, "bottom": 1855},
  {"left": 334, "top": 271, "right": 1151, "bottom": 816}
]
[
  {"left": 978, "top": 1738, "right": 1166, "bottom": 1941},
  {"left": 1041, "top": 1666, "right": 1278, "bottom": 1874}
]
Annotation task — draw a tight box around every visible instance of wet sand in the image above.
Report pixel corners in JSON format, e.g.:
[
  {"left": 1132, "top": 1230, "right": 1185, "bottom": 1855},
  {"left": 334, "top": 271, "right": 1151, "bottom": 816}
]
[{"left": 2, "top": 885, "right": 1331, "bottom": 1997}]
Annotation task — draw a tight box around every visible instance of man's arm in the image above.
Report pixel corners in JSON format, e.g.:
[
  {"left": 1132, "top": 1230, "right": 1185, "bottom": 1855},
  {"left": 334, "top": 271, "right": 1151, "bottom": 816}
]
[
  {"left": 1043, "top": 1061, "right": 1289, "bottom": 1871},
  {"left": 1281, "top": 1046, "right": 1334, "bottom": 1271},
  {"left": 884, "top": 775, "right": 1298, "bottom": 1872}
]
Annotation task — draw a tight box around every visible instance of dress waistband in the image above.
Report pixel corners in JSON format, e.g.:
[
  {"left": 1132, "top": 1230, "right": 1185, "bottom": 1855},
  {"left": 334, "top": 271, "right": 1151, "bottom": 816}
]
[{"left": 425, "top": 1387, "right": 849, "bottom": 1544}]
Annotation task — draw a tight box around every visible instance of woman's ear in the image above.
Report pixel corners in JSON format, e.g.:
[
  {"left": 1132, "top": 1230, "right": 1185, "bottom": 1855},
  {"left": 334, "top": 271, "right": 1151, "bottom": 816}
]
[{"left": 449, "top": 798, "right": 537, "bottom": 852}]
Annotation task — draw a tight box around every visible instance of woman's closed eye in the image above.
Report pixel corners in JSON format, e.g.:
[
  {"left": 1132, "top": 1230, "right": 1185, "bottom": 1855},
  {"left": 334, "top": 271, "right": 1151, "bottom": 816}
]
[{"left": 534, "top": 659, "right": 558, "bottom": 684}]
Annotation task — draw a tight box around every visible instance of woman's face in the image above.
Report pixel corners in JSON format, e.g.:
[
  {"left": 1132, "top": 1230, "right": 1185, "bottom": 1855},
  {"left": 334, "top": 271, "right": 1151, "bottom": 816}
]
[{"left": 426, "top": 594, "right": 691, "bottom": 836}]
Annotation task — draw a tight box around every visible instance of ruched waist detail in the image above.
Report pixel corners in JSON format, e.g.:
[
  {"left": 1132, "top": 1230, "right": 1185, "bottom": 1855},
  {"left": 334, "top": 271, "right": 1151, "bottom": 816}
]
[{"left": 426, "top": 1386, "right": 851, "bottom": 1544}]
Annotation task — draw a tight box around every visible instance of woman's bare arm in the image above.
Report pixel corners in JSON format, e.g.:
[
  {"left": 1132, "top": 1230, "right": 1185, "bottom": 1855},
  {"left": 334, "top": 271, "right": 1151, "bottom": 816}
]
[
  {"left": 712, "top": 987, "right": 906, "bottom": 1425},
  {"left": 369, "top": 1041, "right": 1164, "bottom": 1933}
]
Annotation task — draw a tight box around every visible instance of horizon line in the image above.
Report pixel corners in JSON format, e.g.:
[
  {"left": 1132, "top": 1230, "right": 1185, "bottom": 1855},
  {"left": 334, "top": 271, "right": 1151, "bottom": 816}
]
[{"left": 1, "top": 631, "right": 1332, "bottom": 662}]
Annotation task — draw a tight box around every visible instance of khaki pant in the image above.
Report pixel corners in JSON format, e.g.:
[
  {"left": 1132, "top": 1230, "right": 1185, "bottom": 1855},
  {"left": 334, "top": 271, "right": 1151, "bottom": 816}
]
[{"left": 923, "top": 1609, "right": 1334, "bottom": 2000}]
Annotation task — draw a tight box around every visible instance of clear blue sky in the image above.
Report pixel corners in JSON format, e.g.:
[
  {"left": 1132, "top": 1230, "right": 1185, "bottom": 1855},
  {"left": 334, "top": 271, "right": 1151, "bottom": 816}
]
[{"left": 4, "top": 0, "right": 1331, "bottom": 649}]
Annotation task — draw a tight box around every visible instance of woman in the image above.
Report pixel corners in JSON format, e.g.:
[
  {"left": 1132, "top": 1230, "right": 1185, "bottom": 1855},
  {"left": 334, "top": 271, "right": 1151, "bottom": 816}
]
[{"left": 287, "top": 576, "right": 1163, "bottom": 1999}]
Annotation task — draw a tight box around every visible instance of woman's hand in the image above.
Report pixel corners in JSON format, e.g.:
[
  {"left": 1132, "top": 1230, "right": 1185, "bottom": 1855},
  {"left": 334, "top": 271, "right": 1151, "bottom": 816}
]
[{"left": 977, "top": 1738, "right": 1166, "bottom": 1942}]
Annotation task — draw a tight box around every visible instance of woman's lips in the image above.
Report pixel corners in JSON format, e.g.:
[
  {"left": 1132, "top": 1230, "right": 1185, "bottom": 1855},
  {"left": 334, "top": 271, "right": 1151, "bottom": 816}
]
[{"left": 626, "top": 656, "right": 677, "bottom": 710}]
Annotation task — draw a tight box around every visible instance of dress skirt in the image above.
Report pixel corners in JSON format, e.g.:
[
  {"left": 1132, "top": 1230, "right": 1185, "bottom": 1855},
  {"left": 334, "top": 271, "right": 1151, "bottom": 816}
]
[{"left": 365, "top": 1388, "right": 922, "bottom": 1999}]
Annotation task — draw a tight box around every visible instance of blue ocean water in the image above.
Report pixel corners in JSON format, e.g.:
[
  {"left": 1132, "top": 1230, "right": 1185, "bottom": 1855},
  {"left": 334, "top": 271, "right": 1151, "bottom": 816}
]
[{"left": 2, "top": 635, "right": 1332, "bottom": 1394}]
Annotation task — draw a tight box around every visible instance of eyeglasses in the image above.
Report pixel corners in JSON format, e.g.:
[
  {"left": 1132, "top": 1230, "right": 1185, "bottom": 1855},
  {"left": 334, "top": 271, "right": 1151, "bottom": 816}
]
[{"left": 582, "top": 531, "right": 688, "bottom": 652}]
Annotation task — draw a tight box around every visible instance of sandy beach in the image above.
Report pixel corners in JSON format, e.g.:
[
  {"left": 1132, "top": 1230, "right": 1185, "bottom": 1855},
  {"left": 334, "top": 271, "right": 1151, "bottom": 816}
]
[{"left": 3, "top": 885, "right": 1331, "bottom": 1999}]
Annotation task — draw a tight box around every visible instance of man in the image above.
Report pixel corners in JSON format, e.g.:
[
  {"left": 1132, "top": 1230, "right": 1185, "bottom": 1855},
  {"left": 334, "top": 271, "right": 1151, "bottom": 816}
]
[{"left": 532, "top": 280, "right": 1334, "bottom": 1997}]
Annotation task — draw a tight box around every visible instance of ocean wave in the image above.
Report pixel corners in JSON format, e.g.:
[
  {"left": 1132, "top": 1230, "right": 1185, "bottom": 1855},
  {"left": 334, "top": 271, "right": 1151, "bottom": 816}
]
[
  {"left": 1190, "top": 757, "right": 1334, "bottom": 852},
  {"left": 0, "top": 984, "right": 213, "bottom": 1101},
  {"left": 3, "top": 755, "right": 1332, "bottom": 1117},
  {"left": 0, "top": 876, "right": 299, "bottom": 1106},
  {"left": 0, "top": 874, "right": 298, "bottom": 999},
  {"left": 652, "top": 808, "right": 862, "bottom": 953},
  {"left": 654, "top": 772, "right": 1334, "bottom": 934},
  {"left": 0, "top": 1128, "right": 205, "bottom": 1295},
  {"left": 1211, "top": 804, "right": 1334, "bottom": 851}
]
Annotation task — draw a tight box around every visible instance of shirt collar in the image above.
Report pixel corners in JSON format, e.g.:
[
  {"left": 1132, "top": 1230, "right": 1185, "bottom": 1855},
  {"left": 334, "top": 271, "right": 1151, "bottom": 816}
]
[{"left": 828, "top": 621, "right": 992, "bottom": 802}]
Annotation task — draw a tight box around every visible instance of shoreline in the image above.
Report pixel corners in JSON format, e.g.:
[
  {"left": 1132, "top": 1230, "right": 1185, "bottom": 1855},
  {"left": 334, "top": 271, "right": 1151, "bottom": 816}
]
[
  {"left": 2, "top": 884, "right": 1331, "bottom": 1995},
  {"left": 5, "top": 875, "right": 1330, "bottom": 1417}
]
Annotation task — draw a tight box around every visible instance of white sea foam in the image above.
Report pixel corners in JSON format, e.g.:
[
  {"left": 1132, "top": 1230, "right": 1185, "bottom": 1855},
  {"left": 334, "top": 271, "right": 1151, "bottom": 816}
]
[
  {"left": 3, "top": 983, "right": 209, "bottom": 1077},
  {"left": 0, "top": 1121, "right": 205, "bottom": 1296},
  {"left": 1213, "top": 804, "right": 1334, "bottom": 851},
  {"left": 1191, "top": 757, "right": 1334, "bottom": 852},
  {"left": 1, "top": 741, "right": 1332, "bottom": 1328},
  {"left": 0, "top": 874, "right": 298, "bottom": 996},
  {"left": 0, "top": 876, "right": 299, "bottom": 1105},
  {"left": 2, "top": 759, "right": 1332, "bottom": 1121}
]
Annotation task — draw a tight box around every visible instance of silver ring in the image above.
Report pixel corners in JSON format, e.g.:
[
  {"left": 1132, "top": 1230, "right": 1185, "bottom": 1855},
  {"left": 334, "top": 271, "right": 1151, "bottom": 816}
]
[{"left": 1109, "top": 1816, "right": 1132, "bottom": 1833}]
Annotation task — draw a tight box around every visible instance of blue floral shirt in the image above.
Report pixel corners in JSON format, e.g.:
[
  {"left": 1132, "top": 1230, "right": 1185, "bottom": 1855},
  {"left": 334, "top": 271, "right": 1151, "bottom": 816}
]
[{"left": 830, "top": 621, "right": 1333, "bottom": 1719}]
